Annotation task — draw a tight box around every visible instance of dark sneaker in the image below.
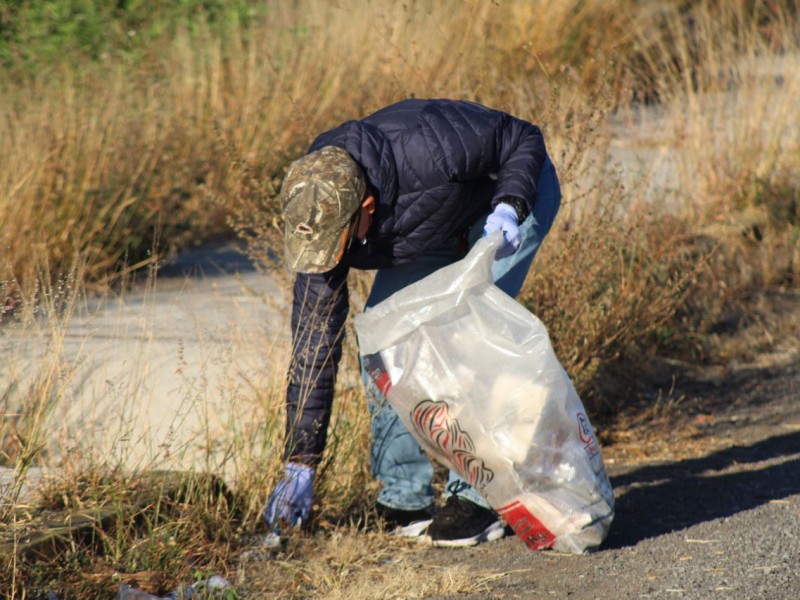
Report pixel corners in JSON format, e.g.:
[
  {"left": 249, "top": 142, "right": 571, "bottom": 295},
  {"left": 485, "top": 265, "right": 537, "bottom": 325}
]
[
  {"left": 376, "top": 502, "right": 434, "bottom": 538},
  {"left": 425, "top": 486, "right": 505, "bottom": 547}
]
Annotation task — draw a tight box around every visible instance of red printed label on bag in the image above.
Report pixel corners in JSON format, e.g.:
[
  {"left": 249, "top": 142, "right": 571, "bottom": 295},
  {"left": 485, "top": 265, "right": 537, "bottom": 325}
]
[
  {"left": 373, "top": 369, "right": 393, "bottom": 396},
  {"left": 497, "top": 500, "right": 556, "bottom": 551}
]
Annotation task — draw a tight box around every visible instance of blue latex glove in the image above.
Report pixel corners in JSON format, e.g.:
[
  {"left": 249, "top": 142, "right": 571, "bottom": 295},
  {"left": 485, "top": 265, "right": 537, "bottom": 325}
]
[
  {"left": 483, "top": 203, "right": 521, "bottom": 259},
  {"left": 263, "top": 462, "right": 315, "bottom": 529}
]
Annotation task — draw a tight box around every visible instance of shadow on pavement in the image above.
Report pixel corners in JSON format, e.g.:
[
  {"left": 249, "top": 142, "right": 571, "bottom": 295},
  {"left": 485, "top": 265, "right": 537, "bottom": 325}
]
[
  {"left": 605, "top": 430, "right": 800, "bottom": 548},
  {"left": 156, "top": 242, "right": 258, "bottom": 279}
]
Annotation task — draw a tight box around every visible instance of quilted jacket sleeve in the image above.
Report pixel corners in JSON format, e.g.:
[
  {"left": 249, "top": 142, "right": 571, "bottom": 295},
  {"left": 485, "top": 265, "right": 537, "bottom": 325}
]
[
  {"left": 491, "top": 114, "right": 547, "bottom": 218},
  {"left": 284, "top": 264, "right": 350, "bottom": 465}
]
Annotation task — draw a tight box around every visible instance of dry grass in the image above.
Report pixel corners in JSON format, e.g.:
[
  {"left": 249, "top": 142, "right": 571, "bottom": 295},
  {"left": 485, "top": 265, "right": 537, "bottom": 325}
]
[
  {"left": 0, "top": 0, "right": 654, "bottom": 299},
  {"left": 1, "top": 0, "right": 799, "bottom": 597},
  {"left": 239, "top": 528, "right": 495, "bottom": 599}
]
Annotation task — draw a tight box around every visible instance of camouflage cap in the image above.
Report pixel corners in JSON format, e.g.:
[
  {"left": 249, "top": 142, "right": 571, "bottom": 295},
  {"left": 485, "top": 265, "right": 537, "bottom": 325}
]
[{"left": 281, "top": 146, "right": 366, "bottom": 273}]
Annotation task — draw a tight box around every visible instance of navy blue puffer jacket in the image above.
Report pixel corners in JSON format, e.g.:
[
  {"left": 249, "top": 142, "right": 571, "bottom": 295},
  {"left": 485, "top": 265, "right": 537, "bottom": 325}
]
[{"left": 284, "top": 98, "right": 549, "bottom": 464}]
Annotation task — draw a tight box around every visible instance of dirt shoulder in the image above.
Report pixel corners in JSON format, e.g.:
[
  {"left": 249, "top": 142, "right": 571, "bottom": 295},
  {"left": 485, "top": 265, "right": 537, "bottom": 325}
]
[{"left": 414, "top": 292, "right": 800, "bottom": 599}]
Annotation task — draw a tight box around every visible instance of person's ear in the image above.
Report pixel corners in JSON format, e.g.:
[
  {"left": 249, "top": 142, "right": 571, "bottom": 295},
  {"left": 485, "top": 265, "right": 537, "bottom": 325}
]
[{"left": 362, "top": 195, "right": 376, "bottom": 215}]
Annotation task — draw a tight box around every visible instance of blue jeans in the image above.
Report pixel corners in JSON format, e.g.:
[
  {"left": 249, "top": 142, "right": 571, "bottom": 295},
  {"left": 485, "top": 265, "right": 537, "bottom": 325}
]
[{"left": 360, "top": 157, "right": 561, "bottom": 511}]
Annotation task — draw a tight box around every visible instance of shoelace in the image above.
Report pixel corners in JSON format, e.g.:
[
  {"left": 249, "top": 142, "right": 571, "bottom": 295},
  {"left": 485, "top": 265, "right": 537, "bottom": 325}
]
[
  {"left": 443, "top": 480, "right": 474, "bottom": 516},
  {"left": 446, "top": 480, "right": 470, "bottom": 497}
]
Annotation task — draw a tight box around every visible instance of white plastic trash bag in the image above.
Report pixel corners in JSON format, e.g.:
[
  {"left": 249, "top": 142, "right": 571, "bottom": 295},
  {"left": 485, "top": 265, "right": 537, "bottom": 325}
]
[{"left": 354, "top": 233, "right": 614, "bottom": 554}]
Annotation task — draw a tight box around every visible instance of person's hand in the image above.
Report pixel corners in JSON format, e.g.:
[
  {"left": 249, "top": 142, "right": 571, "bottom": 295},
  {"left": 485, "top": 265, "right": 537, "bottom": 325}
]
[
  {"left": 263, "top": 462, "right": 315, "bottom": 529},
  {"left": 483, "top": 203, "right": 521, "bottom": 259}
]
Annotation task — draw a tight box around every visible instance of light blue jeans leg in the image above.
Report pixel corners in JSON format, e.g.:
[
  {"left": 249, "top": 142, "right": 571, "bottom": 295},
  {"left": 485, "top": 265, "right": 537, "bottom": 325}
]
[{"left": 363, "top": 157, "right": 562, "bottom": 511}]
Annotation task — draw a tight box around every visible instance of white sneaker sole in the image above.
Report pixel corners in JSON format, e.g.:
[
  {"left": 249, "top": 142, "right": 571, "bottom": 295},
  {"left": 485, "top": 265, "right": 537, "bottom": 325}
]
[
  {"left": 423, "top": 520, "right": 505, "bottom": 548},
  {"left": 391, "top": 518, "right": 433, "bottom": 538}
]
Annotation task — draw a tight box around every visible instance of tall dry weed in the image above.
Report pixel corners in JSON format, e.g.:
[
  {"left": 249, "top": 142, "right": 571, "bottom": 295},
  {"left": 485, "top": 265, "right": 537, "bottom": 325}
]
[
  {"left": 625, "top": 0, "right": 800, "bottom": 322},
  {"left": 0, "top": 260, "right": 85, "bottom": 515}
]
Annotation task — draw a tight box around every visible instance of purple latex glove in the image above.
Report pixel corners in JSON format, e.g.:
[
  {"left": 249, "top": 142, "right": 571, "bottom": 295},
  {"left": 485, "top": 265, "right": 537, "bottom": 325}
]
[
  {"left": 263, "top": 462, "right": 315, "bottom": 528},
  {"left": 483, "top": 203, "right": 521, "bottom": 259}
]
